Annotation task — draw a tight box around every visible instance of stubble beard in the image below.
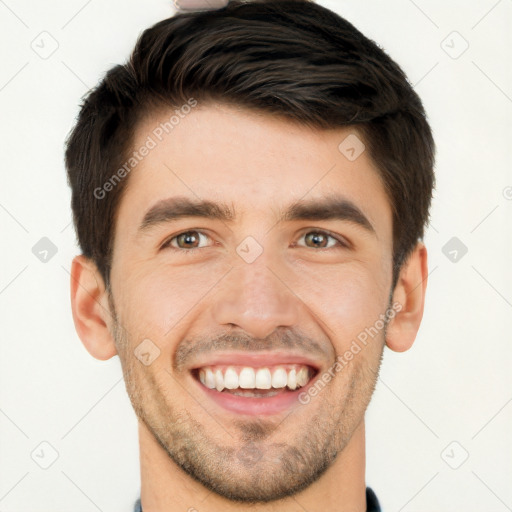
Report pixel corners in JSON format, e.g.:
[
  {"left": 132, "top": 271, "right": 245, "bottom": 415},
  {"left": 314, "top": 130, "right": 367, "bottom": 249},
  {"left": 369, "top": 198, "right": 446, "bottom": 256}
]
[{"left": 108, "top": 293, "right": 386, "bottom": 503}]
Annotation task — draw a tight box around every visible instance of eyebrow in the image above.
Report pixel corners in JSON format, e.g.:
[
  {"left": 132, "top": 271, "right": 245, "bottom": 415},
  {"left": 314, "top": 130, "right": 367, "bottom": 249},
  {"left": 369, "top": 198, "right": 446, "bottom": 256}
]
[{"left": 138, "top": 195, "right": 376, "bottom": 236}]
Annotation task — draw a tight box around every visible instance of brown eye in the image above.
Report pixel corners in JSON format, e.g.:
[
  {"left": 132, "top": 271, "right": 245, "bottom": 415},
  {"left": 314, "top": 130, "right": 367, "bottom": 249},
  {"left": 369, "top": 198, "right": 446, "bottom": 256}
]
[
  {"left": 299, "top": 230, "right": 346, "bottom": 249},
  {"left": 176, "top": 231, "right": 200, "bottom": 249},
  {"left": 162, "top": 230, "right": 210, "bottom": 251}
]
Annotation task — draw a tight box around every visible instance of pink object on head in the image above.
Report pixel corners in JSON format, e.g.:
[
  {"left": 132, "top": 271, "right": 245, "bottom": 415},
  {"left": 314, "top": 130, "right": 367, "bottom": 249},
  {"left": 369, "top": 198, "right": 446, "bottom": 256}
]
[{"left": 174, "top": 0, "right": 230, "bottom": 11}]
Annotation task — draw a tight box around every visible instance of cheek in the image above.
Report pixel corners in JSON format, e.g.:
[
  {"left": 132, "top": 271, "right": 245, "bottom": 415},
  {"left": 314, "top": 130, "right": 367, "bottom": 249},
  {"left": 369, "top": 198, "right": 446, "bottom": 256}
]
[
  {"left": 296, "top": 263, "right": 388, "bottom": 347},
  {"left": 116, "top": 261, "right": 229, "bottom": 339}
]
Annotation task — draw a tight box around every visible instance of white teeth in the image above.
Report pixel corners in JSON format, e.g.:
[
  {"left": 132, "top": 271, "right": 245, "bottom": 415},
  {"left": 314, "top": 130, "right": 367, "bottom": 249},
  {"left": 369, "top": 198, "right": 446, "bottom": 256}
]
[
  {"left": 197, "top": 365, "right": 314, "bottom": 391},
  {"left": 287, "top": 369, "right": 297, "bottom": 390},
  {"left": 205, "top": 368, "right": 216, "bottom": 389},
  {"left": 215, "top": 369, "right": 225, "bottom": 391},
  {"left": 255, "top": 368, "right": 272, "bottom": 389},
  {"left": 224, "top": 367, "right": 239, "bottom": 389},
  {"left": 239, "top": 367, "right": 256, "bottom": 388},
  {"left": 297, "top": 367, "right": 309, "bottom": 387},
  {"left": 271, "top": 367, "right": 288, "bottom": 388}
]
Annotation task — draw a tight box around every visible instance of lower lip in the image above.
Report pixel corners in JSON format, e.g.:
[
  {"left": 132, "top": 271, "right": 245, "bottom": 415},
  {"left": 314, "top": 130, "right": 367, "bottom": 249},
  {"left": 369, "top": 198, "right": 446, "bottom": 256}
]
[{"left": 192, "top": 372, "right": 316, "bottom": 416}]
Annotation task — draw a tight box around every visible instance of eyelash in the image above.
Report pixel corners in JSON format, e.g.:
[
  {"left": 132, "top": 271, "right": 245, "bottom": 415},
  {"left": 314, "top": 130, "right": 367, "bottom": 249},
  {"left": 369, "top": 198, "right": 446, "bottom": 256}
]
[{"left": 160, "top": 229, "right": 349, "bottom": 253}]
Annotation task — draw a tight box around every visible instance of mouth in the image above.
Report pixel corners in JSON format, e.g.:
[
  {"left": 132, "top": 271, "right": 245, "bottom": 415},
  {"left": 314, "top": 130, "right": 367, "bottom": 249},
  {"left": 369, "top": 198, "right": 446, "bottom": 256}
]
[{"left": 189, "top": 356, "right": 320, "bottom": 416}]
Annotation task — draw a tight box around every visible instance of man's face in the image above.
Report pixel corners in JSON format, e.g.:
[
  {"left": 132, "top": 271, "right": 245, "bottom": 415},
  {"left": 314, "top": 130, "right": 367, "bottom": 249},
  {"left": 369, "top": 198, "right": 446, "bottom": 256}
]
[{"left": 108, "top": 103, "right": 394, "bottom": 502}]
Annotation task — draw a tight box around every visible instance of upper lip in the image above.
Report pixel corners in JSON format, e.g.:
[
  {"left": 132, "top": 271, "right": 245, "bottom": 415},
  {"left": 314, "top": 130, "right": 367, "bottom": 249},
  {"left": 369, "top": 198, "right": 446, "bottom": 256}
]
[{"left": 189, "top": 351, "right": 322, "bottom": 371}]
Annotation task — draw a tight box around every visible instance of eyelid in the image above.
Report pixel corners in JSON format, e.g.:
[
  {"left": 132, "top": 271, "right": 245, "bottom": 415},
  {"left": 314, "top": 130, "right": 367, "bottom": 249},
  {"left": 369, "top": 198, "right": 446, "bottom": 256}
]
[{"left": 161, "top": 228, "right": 350, "bottom": 253}]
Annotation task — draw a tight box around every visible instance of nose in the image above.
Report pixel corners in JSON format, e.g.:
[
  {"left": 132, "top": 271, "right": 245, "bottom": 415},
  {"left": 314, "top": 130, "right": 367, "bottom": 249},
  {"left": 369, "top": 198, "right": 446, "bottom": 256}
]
[{"left": 211, "top": 254, "right": 301, "bottom": 340}]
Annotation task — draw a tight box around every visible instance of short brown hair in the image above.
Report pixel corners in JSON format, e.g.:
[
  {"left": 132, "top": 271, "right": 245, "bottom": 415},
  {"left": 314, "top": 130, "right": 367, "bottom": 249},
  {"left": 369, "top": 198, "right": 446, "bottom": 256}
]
[{"left": 65, "top": 0, "right": 435, "bottom": 290}]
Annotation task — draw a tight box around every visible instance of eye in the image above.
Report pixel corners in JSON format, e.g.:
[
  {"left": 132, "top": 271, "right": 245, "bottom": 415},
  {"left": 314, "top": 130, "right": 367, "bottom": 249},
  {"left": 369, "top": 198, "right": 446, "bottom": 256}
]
[
  {"left": 161, "top": 230, "right": 212, "bottom": 251},
  {"left": 160, "top": 228, "right": 349, "bottom": 253},
  {"left": 295, "top": 229, "right": 348, "bottom": 250}
]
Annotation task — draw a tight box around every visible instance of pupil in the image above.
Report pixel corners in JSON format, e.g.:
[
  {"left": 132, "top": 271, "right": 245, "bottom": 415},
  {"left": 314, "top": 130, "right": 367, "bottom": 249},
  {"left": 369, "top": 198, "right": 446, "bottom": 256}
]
[
  {"left": 181, "top": 231, "right": 197, "bottom": 248},
  {"left": 308, "top": 232, "right": 326, "bottom": 248}
]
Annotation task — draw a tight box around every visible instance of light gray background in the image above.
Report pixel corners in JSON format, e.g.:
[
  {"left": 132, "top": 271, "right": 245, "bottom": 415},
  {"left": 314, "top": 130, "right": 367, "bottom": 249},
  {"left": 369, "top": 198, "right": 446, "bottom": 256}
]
[{"left": 0, "top": 0, "right": 511, "bottom": 511}]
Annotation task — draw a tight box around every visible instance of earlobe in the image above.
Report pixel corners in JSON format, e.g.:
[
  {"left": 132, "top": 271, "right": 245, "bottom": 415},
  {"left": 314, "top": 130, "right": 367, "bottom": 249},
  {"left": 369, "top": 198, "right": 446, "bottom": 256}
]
[
  {"left": 70, "top": 255, "right": 118, "bottom": 360},
  {"left": 385, "top": 242, "right": 428, "bottom": 353}
]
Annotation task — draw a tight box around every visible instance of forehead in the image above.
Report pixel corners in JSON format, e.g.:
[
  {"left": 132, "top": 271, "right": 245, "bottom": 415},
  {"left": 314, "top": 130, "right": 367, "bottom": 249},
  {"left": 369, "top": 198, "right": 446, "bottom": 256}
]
[{"left": 116, "top": 102, "right": 392, "bottom": 240}]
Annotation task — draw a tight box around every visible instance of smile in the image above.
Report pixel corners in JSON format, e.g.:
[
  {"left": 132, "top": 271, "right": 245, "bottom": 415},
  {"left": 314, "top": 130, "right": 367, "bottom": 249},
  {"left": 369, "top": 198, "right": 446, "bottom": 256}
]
[
  {"left": 189, "top": 355, "right": 320, "bottom": 416},
  {"left": 196, "top": 364, "right": 314, "bottom": 392}
]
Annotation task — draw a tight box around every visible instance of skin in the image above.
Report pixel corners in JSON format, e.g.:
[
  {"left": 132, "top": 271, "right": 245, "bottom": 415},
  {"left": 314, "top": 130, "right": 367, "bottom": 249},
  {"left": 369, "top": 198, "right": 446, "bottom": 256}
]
[{"left": 70, "top": 102, "right": 428, "bottom": 512}]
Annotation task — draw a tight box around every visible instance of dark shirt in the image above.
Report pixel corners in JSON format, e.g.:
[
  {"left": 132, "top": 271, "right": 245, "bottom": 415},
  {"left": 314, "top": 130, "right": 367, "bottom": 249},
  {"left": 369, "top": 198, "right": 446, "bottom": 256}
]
[{"left": 133, "top": 486, "right": 381, "bottom": 511}]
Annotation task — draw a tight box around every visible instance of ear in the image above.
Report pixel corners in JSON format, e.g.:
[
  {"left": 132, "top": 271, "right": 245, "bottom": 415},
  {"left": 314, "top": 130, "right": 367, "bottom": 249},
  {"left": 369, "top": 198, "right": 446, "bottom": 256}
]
[
  {"left": 70, "top": 255, "right": 118, "bottom": 360},
  {"left": 385, "top": 242, "right": 428, "bottom": 353}
]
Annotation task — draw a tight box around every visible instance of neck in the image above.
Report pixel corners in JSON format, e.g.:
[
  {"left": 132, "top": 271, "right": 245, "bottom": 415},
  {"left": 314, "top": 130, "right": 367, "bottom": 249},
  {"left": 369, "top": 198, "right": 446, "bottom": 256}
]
[{"left": 139, "top": 419, "right": 367, "bottom": 512}]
